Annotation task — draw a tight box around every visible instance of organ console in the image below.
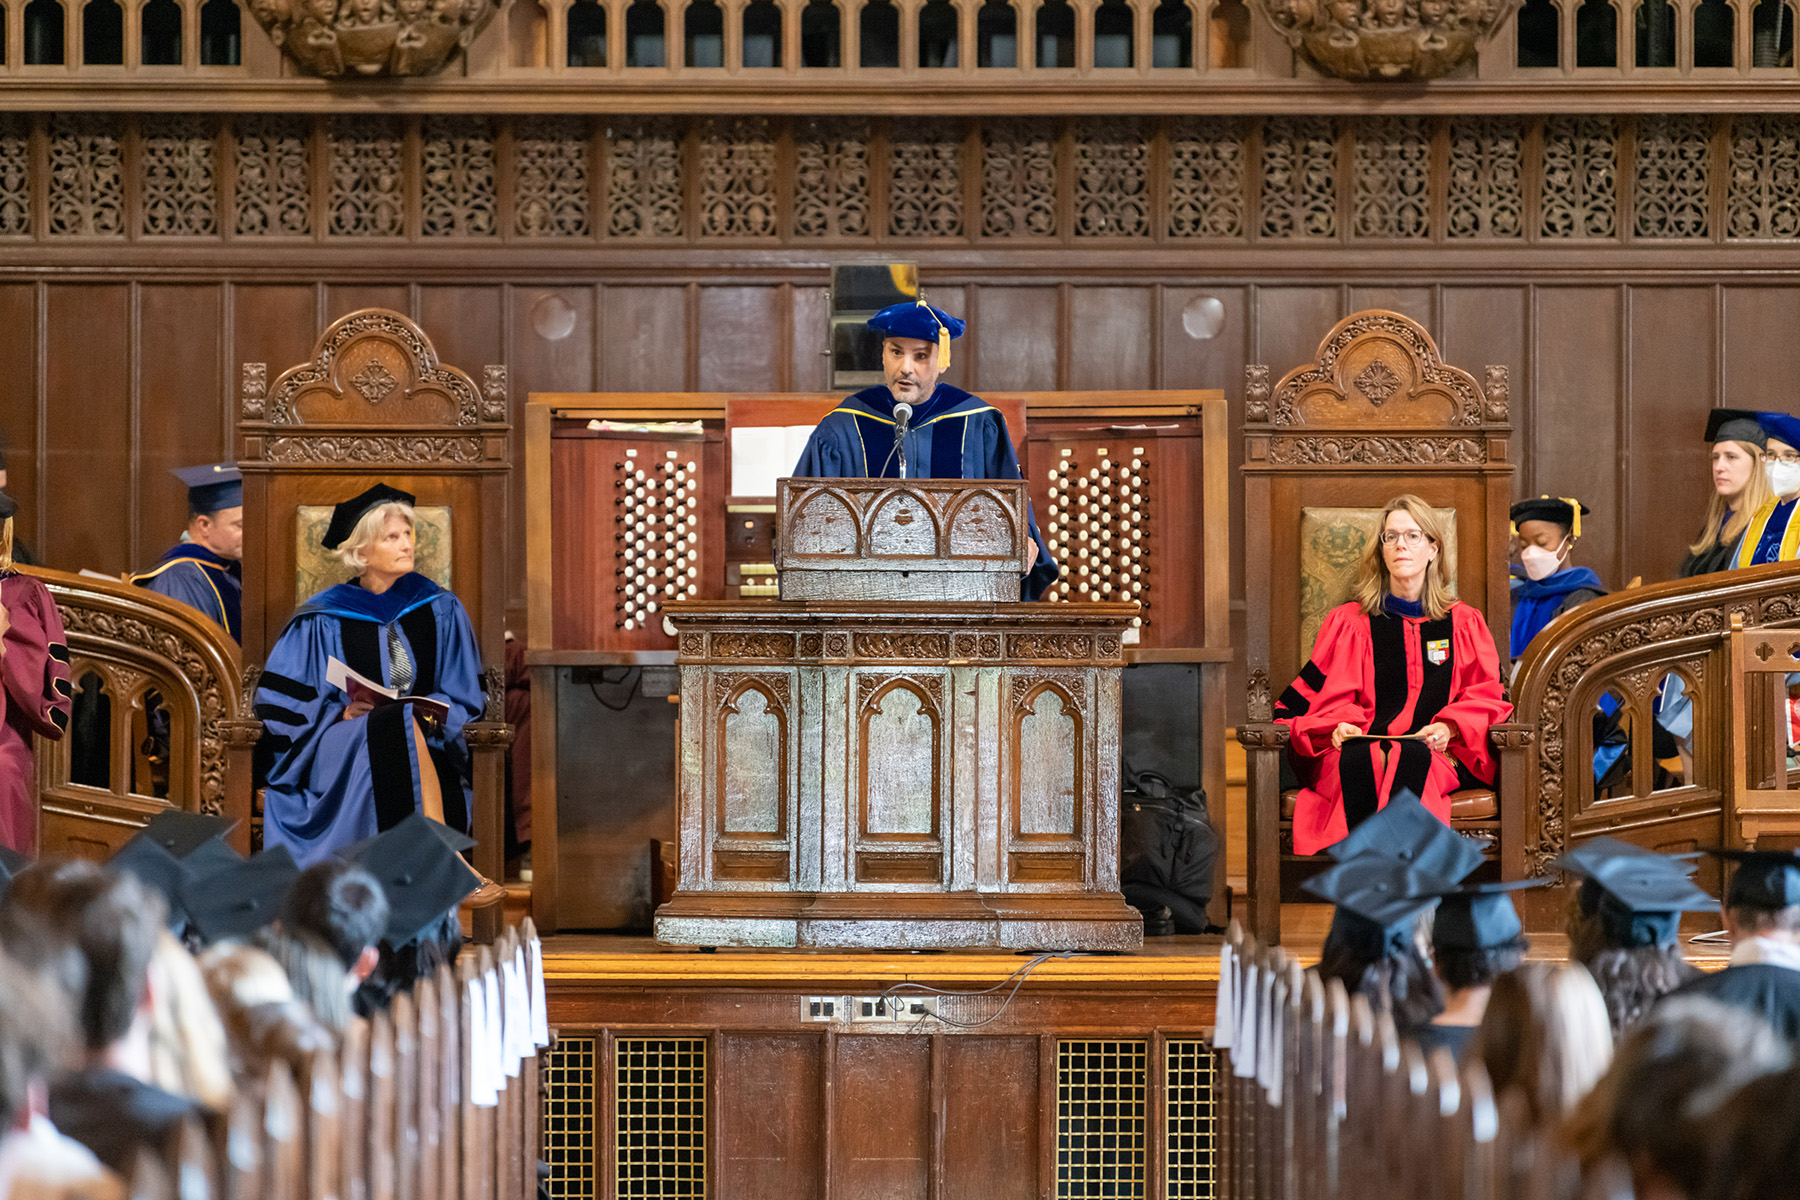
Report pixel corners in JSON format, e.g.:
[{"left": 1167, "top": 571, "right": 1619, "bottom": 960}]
[{"left": 524, "top": 389, "right": 1229, "bottom": 932}]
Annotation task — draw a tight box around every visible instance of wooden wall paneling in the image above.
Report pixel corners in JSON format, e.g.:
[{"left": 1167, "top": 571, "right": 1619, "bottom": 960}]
[
  {"left": 789, "top": 282, "right": 831, "bottom": 392},
  {"left": 971, "top": 286, "right": 1061, "bottom": 393},
  {"left": 549, "top": 436, "right": 605, "bottom": 650},
  {"left": 1343, "top": 286, "right": 1434, "bottom": 328},
  {"left": 939, "top": 1035, "right": 1041, "bottom": 1200},
  {"left": 1439, "top": 286, "right": 1526, "bottom": 421},
  {"left": 600, "top": 286, "right": 688, "bottom": 391},
  {"left": 326, "top": 285, "right": 413, "bottom": 323},
  {"left": 1721, "top": 286, "right": 1800, "bottom": 412},
  {"left": 1627, "top": 286, "right": 1718, "bottom": 586},
  {"left": 45, "top": 284, "right": 132, "bottom": 574},
  {"left": 714, "top": 1032, "right": 825, "bottom": 1198},
  {"left": 696, "top": 286, "right": 786, "bottom": 392},
  {"left": 136, "top": 284, "right": 226, "bottom": 572},
  {"left": 1530, "top": 286, "right": 1622, "bottom": 585},
  {"left": 416, "top": 286, "right": 506, "bottom": 380},
  {"left": 0, "top": 284, "right": 40, "bottom": 550},
  {"left": 1249, "top": 286, "right": 1341, "bottom": 381},
  {"left": 1068, "top": 287, "right": 1153, "bottom": 391},
  {"left": 924, "top": 285, "right": 971, "bottom": 396},
  {"left": 831, "top": 1035, "right": 932, "bottom": 1198}
]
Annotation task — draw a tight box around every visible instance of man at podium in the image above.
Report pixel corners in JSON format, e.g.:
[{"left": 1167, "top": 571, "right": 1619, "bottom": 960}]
[{"left": 791, "top": 300, "right": 1059, "bottom": 599}]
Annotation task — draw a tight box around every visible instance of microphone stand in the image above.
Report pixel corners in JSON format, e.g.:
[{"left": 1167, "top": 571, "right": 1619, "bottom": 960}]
[{"left": 882, "top": 401, "right": 914, "bottom": 479}]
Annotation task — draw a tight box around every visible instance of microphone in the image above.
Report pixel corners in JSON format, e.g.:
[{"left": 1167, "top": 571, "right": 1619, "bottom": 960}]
[
  {"left": 885, "top": 402, "right": 914, "bottom": 479},
  {"left": 892, "top": 402, "right": 914, "bottom": 432}
]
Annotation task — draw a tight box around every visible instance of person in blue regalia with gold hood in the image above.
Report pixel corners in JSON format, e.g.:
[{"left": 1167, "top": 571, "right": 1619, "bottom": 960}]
[
  {"left": 253, "top": 484, "right": 485, "bottom": 867},
  {"left": 791, "top": 299, "right": 1059, "bottom": 599},
  {"left": 132, "top": 463, "right": 245, "bottom": 644}
]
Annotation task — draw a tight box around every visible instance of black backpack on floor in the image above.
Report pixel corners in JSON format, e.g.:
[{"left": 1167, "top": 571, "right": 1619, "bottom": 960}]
[{"left": 1118, "top": 767, "right": 1221, "bottom": 935}]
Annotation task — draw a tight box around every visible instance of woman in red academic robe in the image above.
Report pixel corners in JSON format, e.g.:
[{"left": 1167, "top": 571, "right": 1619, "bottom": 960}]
[
  {"left": 1276, "top": 494, "right": 1512, "bottom": 856},
  {"left": 0, "top": 491, "right": 72, "bottom": 855}
]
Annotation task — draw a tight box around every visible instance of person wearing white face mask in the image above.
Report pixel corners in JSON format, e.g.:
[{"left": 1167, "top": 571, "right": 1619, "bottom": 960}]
[
  {"left": 1734, "top": 411, "right": 1800, "bottom": 567},
  {"left": 1508, "top": 495, "right": 1605, "bottom": 667}
]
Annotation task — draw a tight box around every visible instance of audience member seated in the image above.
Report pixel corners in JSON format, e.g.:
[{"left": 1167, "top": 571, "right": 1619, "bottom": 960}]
[
  {"left": 340, "top": 812, "right": 477, "bottom": 1015},
  {"left": 1508, "top": 495, "right": 1604, "bottom": 669},
  {"left": 197, "top": 943, "right": 335, "bottom": 1088},
  {"left": 280, "top": 858, "right": 389, "bottom": 993},
  {"left": 1555, "top": 837, "right": 1710, "bottom": 1037},
  {"left": 0, "top": 490, "right": 74, "bottom": 858},
  {"left": 0, "top": 861, "right": 200, "bottom": 1178},
  {"left": 1308, "top": 794, "right": 1487, "bottom": 1035},
  {"left": 129, "top": 463, "right": 245, "bottom": 646},
  {"left": 0, "top": 944, "right": 124, "bottom": 1200},
  {"left": 144, "top": 929, "right": 232, "bottom": 1114},
  {"left": 1413, "top": 879, "right": 1539, "bottom": 1061},
  {"left": 1694, "top": 1063, "right": 1800, "bottom": 1200},
  {"left": 1733, "top": 411, "right": 1800, "bottom": 568},
  {"left": 1470, "top": 961, "right": 1612, "bottom": 1131},
  {"left": 1274, "top": 494, "right": 1512, "bottom": 854},
  {"left": 1681, "top": 409, "right": 1773, "bottom": 578},
  {"left": 253, "top": 484, "right": 485, "bottom": 867},
  {"left": 1663, "top": 848, "right": 1800, "bottom": 1040},
  {"left": 1565, "top": 996, "right": 1791, "bottom": 1200}
]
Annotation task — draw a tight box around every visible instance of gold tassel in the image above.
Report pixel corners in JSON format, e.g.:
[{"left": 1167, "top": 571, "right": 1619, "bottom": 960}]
[
  {"left": 937, "top": 324, "right": 951, "bottom": 371},
  {"left": 1560, "top": 497, "right": 1582, "bottom": 539}
]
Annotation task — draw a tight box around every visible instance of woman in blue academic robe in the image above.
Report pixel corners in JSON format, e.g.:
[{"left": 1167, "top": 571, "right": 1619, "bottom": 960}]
[
  {"left": 253, "top": 484, "right": 484, "bottom": 867},
  {"left": 791, "top": 300, "right": 1059, "bottom": 600}
]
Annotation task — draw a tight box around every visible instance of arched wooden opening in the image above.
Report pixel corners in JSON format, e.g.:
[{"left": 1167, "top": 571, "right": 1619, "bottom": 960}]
[
  {"left": 800, "top": 0, "right": 840, "bottom": 65},
  {"left": 684, "top": 0, "right": 723, "bottom": 65},
  {"left": 1151, "top": 0, "right": 1191, "bottom": 66},
  {"left": 1575, "top": 0, "right": 1617, "bottom": 66},
  {"left": 1093, "top": 0, "right": 1133, "bottom": 64},
  {"left": 625, "top": 0, "right": 666, "bottom": 65},
  {"left": 198, "top": 0, "right": 240, "bottom": 62},
  {"left": 567, "top": 0, "right": 607, "bottom": 64},
  {"left": 1693, "top": 0, "right": 1734, "bottom": 64},
  {"left": 1035, "top": 0, "right": 1073, "bottom": 64},
  {"left": 1753, "top": 0, "right": 1792, "bottom": 63},
  {"left": 24, "top": 0, "right": 66, "bottom": 64},
  {"left": 1516, "top": 0, "right": 1559, "bottom": 64},
  {"left": 860, "top": 0, "right": 899, "bottom": 65},
  {"left": 1634, "top": 0, "right": 1674, "bottom": 65},
  {"left": 141, "top": 0, "right": 181, "bottom": 63},
  {"left": 82, "top": 0, "right": 124, "bottom": 64},
  {"left": 976, "top": 0, "right": 1016, "bottom": 63},
  {"left": 918, "top": 0, "right": 958, "bottom": 64},
  {"left": 742, "top": 0, "right": 781, "bottom": 65}
]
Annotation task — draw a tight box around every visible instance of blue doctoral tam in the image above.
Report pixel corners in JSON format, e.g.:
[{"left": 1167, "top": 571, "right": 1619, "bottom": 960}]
[
  {"left": 172, "top": 463, "right": 242, "bottom": 515},
  {"left": 867, "top": 302, "right": 965, "bottom": 343},
  {"left": 1757, "top": 412, "right": 1800, "bottom": 453}
]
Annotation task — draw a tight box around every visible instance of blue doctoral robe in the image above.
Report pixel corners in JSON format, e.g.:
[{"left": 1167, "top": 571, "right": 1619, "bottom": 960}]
[
  {"left": 132, "top": 544, "right": 242, "bottom": 644},
  {"left": 791, "top": 384, "right": 1060, "bottom": 599},
  {"left": 1509, "top": 566, "right": 1605, "bottom": 659},
  {"left": 253, "top": 572, "right": 484, "bottom": 867}
]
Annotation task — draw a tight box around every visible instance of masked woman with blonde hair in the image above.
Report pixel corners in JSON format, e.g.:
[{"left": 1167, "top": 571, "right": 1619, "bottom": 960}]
[{"left": 1274, "top": 494, "right": 1512, "bottom": 854}]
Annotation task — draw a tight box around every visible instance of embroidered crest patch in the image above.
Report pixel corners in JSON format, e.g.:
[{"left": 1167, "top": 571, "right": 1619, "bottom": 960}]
[{"left": 1425, "top": 638, "right": 1450, "bottom": 666}]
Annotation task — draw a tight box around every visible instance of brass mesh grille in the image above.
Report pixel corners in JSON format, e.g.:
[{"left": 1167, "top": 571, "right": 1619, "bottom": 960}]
[
  {"left": 543, "top": 1036, "right": 598, "bottom": 1199},
  {"left": 615, "top": 1037, "right": 707, "bottom": 1197},
  {"left": 1055, "top": 1039, "right": 1148, "bottom": 1198},
  {"left": 1165, "top": 1039, "right": 1218, "bottom": 1199}
]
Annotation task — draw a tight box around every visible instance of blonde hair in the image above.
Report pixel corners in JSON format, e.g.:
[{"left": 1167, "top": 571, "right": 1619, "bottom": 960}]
[
  {"left": 0, "top": 515, "right": 12, "bottom": 573},
  {"left": 1353, "top": 494, "right": 1456, "bottom": 620},
  {"left": 146, "top": 930, "right": 234, "bottom": 1111},
  {"left": 1472, "top": 962, "right": 1614, "bottom": 1131},
  {"left": 1689, "top": 440, "right": 1772, "bottom": 556},
  {"left": 334, "top": 500, "right": 416, "bottom": 572}
]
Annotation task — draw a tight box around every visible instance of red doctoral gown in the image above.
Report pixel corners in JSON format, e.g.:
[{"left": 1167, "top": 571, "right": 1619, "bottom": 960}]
[
  {"left": 1275, "top": 600, "right": 1511, "bottom": 855},
  {"left": 1, "top": 572, "right": 73, "bottom": 854}
]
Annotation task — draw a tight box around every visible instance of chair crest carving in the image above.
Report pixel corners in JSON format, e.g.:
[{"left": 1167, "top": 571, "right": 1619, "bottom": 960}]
[
  {"left": 1253, "top": 310, "right": 1495, "bottom": 432},
  {"left": 257, "top": 309, "right": 497, "bottom": 429}
]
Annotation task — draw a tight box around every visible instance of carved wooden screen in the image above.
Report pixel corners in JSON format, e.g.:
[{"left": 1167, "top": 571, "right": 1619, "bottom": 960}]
[{"left": 28, "top": 566, "right": 251, "bottom": 858}]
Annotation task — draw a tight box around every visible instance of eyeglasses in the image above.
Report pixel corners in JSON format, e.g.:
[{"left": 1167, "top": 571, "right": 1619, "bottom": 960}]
[
  {"left": 1379, "top": 530, "right": 1432, "bottom": 547},
  {"left": 1771, "top": 452, "right": 1800, "bottom": 466}
]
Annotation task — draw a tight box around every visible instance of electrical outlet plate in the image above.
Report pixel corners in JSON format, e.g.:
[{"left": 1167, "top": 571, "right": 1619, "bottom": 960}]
[{"left": 803, "top": 996, "right": 840, "bottom": 1022}]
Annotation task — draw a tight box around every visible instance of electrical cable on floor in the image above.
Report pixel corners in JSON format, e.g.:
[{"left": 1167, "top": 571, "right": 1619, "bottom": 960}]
[{"left": 880, "top": 950, "right": 1081, "bottom": 1031}]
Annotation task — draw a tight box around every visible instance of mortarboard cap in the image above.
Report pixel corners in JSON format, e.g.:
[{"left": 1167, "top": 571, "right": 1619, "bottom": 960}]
[
  {"left": 1554, "top": 839, "right": 1715, "bottom": 949},
  {"left": 1706, "top": 408, "right": 1768, "bottom": 450},
  {"left": 139, "top": 810, "right": 240, "bottom": 860},
  {"left": 1304, "top": 851, "right": 1456, "bottom": 938},
  {"left": 345, "top": 812, "right": 480, "bottom": 947},
  {"left": 1708, "top": 847, "right": 1800, "bottom": 912},
  {"left": 1325, "top": 791, "right": 1486, "bottom": 885},
  {"left": 321, "top": 483, "right": 416, "bottom": 552},
  {"left": 1427, "top": 878, "right": 1546, "bottom": 952},
  {"left": 1509, "top": 496, "right": 1591, "bottom": 539},
  {"left": 109, "top": 835, "right": 195, "bottom": 931},
  {"left": 180, "top": 845, "right": 301, "bottom": 944},
  {"left": 1758, "top": 412, "right": 1800, "bottom": 454},
  {"left": 171, "top": 463, "right": 242, "bottom": 516},
  {"left": 341, "top": 813, "right": 476, "bottom": 861}
]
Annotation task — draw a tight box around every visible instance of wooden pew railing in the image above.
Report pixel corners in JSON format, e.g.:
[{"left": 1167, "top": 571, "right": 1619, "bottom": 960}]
[
  {"left": 1214, "top": 921, "right": 1571, "bottom": 1200},
  {"left": 126, "top": 919, "right": 551, "bottom": 1200},
  {"left": 1503, "top": 556, "right": 1800, "bottom": 882}
]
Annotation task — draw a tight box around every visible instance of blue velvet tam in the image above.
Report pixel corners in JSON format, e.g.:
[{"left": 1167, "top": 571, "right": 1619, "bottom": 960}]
[
  {"left": 1757, "top": 411, "right": 1800, "bottom": 453},
  {"left": 867, "top": 301, "right": 966, "bottom": 344},
  {"left": 172, "top": 462, "right": 243, "bottom": 515},
  {"left": 322, "top": 482, "right": 417, "bottom": 551},
  {"left": 1324, "top": 790, "right": 1485, "bottom": 886}
]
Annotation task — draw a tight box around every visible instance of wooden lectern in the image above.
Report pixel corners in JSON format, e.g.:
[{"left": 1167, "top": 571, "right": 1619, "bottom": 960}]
[{"left": 655, "top": 478, "right": 1143, "bottom": 950}]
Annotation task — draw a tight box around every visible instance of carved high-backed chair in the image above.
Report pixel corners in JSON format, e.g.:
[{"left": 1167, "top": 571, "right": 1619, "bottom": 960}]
[
  {"left": 29, "top": 567, "right": 253, "bottom": 857},
  {"left": 236, "top": 309, "right": 513, "bottom": 882},
  {"left": 1236, "top": 310, "right": 1520, "bottom": 944}
]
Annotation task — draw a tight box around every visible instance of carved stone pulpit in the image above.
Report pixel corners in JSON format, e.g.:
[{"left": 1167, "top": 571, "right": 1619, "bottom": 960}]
[{"left": 655, "top": 479, "right": 1143, "bottom": 950}]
